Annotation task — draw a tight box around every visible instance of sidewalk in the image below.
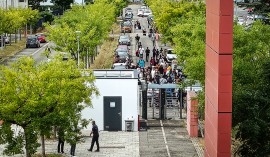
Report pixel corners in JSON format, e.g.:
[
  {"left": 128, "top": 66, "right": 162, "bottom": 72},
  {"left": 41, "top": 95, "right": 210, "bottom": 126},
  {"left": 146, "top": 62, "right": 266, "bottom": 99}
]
[{"left": 0, "top": 131, "right": 139, "bottom": 157}]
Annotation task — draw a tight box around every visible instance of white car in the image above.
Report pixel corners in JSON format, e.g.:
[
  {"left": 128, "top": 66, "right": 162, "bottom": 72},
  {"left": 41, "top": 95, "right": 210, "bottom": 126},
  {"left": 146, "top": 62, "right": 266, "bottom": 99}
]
[
  {"left": 112, "top": 63, "right": 127, "bottom": 70},
  {"left": 140, "top": 6, "right": 147, "bottom": 9},
  {"left": 137, "top": 9, "right": 144, "bottom": 17},
  {"left": 143, "top": 10, "right": 152, "bottom": 17}
]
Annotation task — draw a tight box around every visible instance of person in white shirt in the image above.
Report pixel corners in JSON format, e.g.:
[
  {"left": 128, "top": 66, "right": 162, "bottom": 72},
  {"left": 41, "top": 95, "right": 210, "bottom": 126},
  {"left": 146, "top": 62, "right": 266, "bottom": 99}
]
[{"left": 139, "top": 46, "right": 144, "bottom": 58}]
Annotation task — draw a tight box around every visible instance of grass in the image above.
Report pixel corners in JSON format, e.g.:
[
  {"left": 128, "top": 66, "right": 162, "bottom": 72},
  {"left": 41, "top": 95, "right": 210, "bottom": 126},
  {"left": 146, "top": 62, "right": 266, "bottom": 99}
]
[
  {"left": 90, "top": 22, "right": 120, "bottom": 69},
  {"left": 90, "top": 37, "right": 118, "bottom": 69},
  {"left": 111, "top": 23, "right": 121, "bottom": 35},
  {"left": 0, "top": 38, "right": 26, "bottom": 62}
]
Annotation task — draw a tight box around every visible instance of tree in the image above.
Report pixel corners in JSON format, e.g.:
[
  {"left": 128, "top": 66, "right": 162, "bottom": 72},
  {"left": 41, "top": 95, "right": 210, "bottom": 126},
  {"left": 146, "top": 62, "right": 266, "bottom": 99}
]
[
  {"left": 232, "top": 22, "right": 270, "bottom": 156},
  {"left": 50, "top": 0, "right": 73, "bottom": 11},
  {"left": 28, "top": 0, "right": 45, "bottom": 10},
  {"left": 0, "top": 56, "right": 98, "bottom": 157},
  {"left": 46, "top": 0, "right": 116, "bottom": 68}
]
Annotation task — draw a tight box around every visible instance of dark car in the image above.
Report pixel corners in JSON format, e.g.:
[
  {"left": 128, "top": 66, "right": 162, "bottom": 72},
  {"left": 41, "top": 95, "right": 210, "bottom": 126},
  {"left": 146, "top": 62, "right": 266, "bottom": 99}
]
[
  {"left": 118, "top": 35, "right": 131, "bottom": 46},
  {"left": 26, "top": 36, "right": 40, "bottom": 48}
]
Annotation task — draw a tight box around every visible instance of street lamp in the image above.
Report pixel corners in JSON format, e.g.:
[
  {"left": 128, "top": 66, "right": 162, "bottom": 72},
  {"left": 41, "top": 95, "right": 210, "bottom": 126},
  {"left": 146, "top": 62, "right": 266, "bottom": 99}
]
[{"left": 75, "top": 31, "right": 81, "bottom": 67}]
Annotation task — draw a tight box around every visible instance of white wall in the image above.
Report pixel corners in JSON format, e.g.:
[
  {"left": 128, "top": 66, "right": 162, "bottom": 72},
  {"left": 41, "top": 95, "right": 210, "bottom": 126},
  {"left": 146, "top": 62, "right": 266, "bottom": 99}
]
[
  {"left": 0, "top": 0, "right": 28, "bottom": 9},
  {"left": 81, "top": 78, "right": 139, "bottom": 132}
]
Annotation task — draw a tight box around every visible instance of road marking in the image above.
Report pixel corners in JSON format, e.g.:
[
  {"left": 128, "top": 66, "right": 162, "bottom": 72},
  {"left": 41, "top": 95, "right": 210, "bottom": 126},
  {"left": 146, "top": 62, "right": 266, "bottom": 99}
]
[
  {"left": 31, "top": 42, "right": 50, "bottom": 56},
  {"left": 160, "top": 120, "right": 171, "bottom": 157}
]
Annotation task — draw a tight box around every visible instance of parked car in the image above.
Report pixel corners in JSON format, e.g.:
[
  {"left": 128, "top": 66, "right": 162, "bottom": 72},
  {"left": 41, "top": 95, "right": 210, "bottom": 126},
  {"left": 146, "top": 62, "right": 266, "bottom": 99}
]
[
  {"left": 115, "top": 45, "right": 130, "bottom": 55},
  {"left": 26, "top": 36, "right": 40, "bottom": 48},
  {"left": 125, "top": 7, "right": 132, "bottom": 14},
  {"left": 124, "top": 13, "right": 133, "bottom": 21},
  {"left": 143, "top": 10, "right": 152, "bottom": 17},
  {"left": 137, "top": 9, "right": 144, "bottom": 17},
  {"left": 166, "top": 49, "right": 177, "bottom": 63},
  {"left": 140, "top": 6, "right": 147, "bottom": 10},
  {"left": 115, "top": 51, "right": 131, "bottom": 63},
  {"left": 36, "top": 33, "right": 46, "bottom": 43},
  {"left": 112, "top": 63, "right": 127, "bottom": 70},
  {"left": 121, "top": 20, "right": 133, "bottom": 33},
  {"left": 118, "top": 35, "right": 131, "bottom": 46}
]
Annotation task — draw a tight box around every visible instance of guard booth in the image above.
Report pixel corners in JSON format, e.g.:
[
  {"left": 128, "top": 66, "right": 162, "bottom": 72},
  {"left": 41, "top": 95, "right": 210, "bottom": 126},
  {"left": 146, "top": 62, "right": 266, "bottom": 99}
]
[{"left": 140, "top": 82, "right": 185, "bottom": 120}]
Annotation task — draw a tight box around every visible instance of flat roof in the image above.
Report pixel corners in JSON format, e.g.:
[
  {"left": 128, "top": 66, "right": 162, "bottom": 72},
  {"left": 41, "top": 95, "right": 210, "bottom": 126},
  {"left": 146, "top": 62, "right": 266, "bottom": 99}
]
[{"left": 93, "top": 69, "right": 138, "bottom": 79}]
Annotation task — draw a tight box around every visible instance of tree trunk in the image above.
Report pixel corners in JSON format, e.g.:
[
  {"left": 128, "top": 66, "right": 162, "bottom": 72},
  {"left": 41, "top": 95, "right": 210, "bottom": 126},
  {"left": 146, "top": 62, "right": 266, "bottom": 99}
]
[
  {"left": 41, "top": 134, "right": 46, "bottom": 157},
  {"left": 15, "top": 30, "right": 17, "bottom": 43},
  {"left": 19, "top": 29, "right": 21, "bottom": 40},
  {"left": 24, "top": 128, "right": 32, "bottom": 157},
  {"left": 53, "top": 126, "right": 57, "bottom": 139}
]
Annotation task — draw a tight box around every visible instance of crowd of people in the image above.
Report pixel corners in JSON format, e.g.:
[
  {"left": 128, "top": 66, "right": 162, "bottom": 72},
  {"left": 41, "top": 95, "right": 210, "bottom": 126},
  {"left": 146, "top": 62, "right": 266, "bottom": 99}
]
[{"left": 133, "top": 33, "right": 185, "bottom": 85}]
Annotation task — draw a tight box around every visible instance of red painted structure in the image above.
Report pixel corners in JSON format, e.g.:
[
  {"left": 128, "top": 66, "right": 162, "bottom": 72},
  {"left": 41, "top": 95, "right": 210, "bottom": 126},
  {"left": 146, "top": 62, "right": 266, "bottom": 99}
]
[
  {"left": 205, "top": 0, "right": 233, "bottom": 156},
  {"left": 187, "top": 91, "right": 198, "bottom": 137}
]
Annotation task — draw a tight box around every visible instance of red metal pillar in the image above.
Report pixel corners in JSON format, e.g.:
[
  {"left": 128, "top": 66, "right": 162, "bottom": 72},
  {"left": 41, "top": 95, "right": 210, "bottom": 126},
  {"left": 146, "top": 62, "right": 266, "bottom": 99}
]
[{"left": 205, "top": 0, "right": 233, "bottom": 156}]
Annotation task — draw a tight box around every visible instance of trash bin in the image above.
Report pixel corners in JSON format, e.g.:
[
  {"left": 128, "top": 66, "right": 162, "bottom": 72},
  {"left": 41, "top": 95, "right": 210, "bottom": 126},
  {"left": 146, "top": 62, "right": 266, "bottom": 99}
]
[{"left": 125, "top": 120, "right": 134, "bottom": 132}]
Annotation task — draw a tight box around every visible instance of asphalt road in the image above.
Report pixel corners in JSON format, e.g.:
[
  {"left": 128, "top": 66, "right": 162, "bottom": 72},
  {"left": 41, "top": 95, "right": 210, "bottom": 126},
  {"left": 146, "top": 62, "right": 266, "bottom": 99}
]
[{"left": 1, "top": 41, "right": 56, "bottom": 66}]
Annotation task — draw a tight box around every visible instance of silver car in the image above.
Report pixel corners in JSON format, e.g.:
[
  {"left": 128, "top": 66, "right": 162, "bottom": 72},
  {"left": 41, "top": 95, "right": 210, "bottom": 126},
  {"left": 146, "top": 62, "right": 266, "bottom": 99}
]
[{"left": 118, "top": 35, "right": 131, "bottom": 46}]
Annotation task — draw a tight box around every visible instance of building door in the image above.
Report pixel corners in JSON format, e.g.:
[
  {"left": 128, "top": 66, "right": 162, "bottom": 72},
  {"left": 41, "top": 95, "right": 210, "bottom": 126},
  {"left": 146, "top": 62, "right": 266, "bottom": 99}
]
[{"left": 104, "top": 96, "right": 122, "bottom": 131}]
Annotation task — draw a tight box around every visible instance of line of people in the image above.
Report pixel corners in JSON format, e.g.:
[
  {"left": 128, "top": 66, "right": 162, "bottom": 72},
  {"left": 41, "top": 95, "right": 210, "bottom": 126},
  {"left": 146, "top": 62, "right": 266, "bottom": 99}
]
[{"left": 134, "top": 34, "right": 184, "bottom": 85}]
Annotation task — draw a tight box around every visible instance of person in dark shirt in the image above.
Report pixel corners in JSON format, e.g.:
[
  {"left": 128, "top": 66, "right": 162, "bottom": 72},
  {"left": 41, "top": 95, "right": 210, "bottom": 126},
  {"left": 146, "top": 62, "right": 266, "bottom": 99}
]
[
  {"left": 145, "top": 47, "right": 150, "bottom": 62},
  {"left": 57, "top": 127, "right": 65, "bottom": 154},
  {"left": 88, "top": 121, "right": 99, "bottom": 152}
]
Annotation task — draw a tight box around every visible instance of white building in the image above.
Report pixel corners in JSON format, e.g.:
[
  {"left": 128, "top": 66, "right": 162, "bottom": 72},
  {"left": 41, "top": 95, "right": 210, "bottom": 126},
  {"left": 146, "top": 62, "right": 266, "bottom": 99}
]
[
  {"left": 0, "top": 0, "right": 28, "bottom": 9},
  {"left": 82, "top": 70, "right": 140, "bottom": 132}
]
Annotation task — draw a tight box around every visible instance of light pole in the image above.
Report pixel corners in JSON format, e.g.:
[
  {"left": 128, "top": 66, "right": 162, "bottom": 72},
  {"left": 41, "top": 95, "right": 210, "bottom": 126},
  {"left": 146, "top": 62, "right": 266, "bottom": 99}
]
[{"left": 75, "top": 31, "right": 81, "bottom": 67}]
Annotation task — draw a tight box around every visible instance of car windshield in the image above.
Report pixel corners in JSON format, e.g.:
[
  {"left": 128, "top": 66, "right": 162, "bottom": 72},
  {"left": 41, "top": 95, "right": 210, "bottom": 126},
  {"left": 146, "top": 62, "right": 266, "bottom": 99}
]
[
  {"left": 27, "top": 38, "right": 36, "bottom": 42},
  {"left": 120, "top": 36, "right": 129, "bottom": 40},
  {"left": 123, "top": 21, "right": 132, "bottom": 26},
  {"left": 117, "top": 51, "right": 128, "bottom": 56}
]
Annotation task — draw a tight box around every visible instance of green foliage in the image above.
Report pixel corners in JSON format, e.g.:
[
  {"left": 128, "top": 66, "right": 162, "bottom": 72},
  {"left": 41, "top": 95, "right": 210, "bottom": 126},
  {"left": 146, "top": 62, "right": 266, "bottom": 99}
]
[
  {"left": 0, "top": 56, "right": 98, "bottom": 156},
  {"left": 0, "top": 8, "right": 40, "bottom": 34},
  {"left": 146, "top": 0, "right": 206, "bottom": 85},
  {"left": 29, "top": 0, "right": 45, "bottom": 10},
  {"left": 232, "top": 22, "right": 270, "bottom": 156},
  {"left": 40, "top": 11, "right": 54, "bottom": 24},
  {"left": 46, "top": 0, "right": 119, "bottom": 68},
  {"left": 51, "top": 0, "right": 73, "bottom": 10}
]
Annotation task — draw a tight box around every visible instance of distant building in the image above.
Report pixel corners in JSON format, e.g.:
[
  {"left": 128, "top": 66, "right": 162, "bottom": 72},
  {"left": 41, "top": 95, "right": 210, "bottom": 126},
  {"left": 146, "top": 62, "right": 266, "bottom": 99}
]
[{"left": 0, "top": 0, "right": 28, "bottom": 9}]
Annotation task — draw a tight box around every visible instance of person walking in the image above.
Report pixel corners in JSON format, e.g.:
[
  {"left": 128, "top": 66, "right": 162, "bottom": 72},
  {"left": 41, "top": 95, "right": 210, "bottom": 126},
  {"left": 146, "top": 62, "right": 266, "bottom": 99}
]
[
  {"left": 88, "top": 121, "right": 100, "bottom": 152},
  {"left": 151, "top": 33, "right": 155, "bottom": 47},
  {"left": 69, "top": 126, "right": 81, "bottom": 157},
  {"left": 150, "top": 57, "right": 155, "bottom": 67},
  {"left": 152, "top": 47, "right": 156, "bottom": 59},
  {"left": 57, "top": 127, "right": 65, "bottom": 154},
  {"left": 135, "top": 34, "right": 140, "bottom": 45},
  {"left": 145, "top": 47, "right": 150, "bottom": 62},
  {"left": 138, "top": 57, "right": 145, "bottom": 68},
  {"left": 139, "top": 46, "right": 144, "bottom": 59}
]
